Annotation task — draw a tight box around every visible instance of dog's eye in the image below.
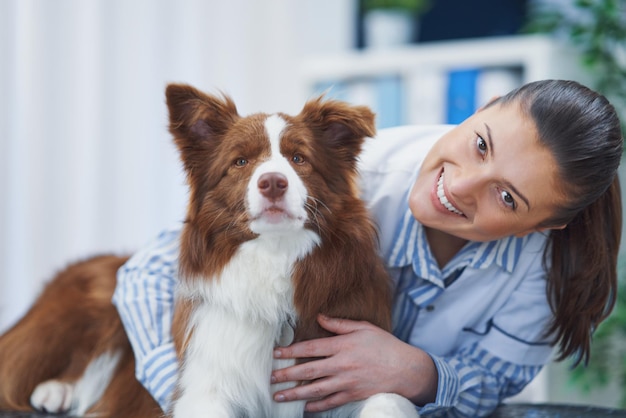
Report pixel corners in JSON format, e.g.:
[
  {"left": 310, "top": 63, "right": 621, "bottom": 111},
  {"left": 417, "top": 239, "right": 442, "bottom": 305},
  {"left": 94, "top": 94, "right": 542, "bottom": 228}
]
[
  {"left": 292, "top": 154, "right": 305, "bottom": 165},
  {"left": 234, "top": 158, "right": 248, "bottom": 167}
]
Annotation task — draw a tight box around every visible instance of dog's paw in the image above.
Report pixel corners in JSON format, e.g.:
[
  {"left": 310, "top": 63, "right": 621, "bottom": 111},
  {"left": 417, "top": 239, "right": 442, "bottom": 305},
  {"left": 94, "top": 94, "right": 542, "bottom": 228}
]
[
  {"left": 359, "top": 393, "right": 420, "bottom": 418},
  {"left": 30, "top": 380, "right": 75, "bottom": 413}
]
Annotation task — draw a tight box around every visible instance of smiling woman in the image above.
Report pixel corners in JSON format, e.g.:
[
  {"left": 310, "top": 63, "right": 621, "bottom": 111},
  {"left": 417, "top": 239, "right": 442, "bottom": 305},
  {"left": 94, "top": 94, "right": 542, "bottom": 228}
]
[{"left": 409, "top": 80, "right": 622, "bottom": 365}]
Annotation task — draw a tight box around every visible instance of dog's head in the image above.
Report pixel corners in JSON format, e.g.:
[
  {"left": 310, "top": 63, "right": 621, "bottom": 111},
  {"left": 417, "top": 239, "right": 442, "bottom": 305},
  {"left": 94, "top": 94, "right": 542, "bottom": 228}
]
[{"left": 166, "top": 83, "right": 375, "bottom": 277}]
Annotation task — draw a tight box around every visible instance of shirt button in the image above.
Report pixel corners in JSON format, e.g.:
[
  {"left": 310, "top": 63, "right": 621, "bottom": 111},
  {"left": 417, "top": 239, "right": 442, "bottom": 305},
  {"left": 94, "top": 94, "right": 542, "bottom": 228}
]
[{"left": 425, "top": 305, "right": 435, "bottom": 312}]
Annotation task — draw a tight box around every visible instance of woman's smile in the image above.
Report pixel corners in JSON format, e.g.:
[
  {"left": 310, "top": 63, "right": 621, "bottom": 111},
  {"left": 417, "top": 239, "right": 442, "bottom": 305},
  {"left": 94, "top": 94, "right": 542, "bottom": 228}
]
[{"left": 434, "top": 170, "right": 464, "bottom": 217}]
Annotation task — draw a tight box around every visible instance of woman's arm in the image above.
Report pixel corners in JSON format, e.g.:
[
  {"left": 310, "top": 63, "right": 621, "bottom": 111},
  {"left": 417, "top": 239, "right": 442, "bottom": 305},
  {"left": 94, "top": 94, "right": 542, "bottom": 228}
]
[
  {"left": 425, "top": 343, "right": 542, "bottom": 417},
  {"left": 271, "top": 315, "right": 541, "bottom": 417},
  {"left": 112, "top": 228, "right": 181, "bottom": 411}
]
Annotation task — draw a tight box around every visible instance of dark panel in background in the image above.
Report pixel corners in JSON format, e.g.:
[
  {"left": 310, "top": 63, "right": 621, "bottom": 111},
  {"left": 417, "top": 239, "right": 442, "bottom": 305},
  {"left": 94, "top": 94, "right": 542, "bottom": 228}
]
[{"left": 356, "top": 0, "right": 529, "bottom": 48}]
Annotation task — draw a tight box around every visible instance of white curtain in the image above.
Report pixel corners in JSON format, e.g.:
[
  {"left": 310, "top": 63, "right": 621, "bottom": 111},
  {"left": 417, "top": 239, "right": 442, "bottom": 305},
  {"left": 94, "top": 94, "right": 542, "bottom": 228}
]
[{"left": 0, "top": 0, "right": 356, "bottom": 332}]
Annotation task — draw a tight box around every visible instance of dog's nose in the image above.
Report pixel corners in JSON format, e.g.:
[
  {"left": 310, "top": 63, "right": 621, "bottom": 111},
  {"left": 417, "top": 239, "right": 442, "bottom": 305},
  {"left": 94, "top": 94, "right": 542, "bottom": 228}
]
[{"left": 258, "top": 172, "right": 288, "bottom": 200}]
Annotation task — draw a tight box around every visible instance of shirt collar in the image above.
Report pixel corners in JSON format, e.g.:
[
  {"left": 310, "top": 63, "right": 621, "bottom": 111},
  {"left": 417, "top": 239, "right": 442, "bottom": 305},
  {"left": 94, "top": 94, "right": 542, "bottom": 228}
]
[{"left": 387, "top": 206, "right": 530, "bottom": 281}]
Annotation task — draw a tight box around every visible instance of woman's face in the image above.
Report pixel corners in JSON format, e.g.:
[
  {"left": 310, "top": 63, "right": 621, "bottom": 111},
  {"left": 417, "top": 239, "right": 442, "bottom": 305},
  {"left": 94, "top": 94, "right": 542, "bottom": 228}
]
[{"left": 409, "top": 101, "right": 566, "bottom": 242}]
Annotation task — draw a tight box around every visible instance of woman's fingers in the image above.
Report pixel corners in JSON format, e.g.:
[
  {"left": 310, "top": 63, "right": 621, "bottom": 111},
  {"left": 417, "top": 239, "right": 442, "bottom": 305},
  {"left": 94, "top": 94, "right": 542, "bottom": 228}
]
[
  {"left": 276, "top": 379, "right": 355, "bottom": 413},
  {"left": 274, "top": 315, "right": 374, "bottom": 361},
  {"left": 272, "top": 357, "right": 334, "bottom": 384},
  {"left": 274, "top": 336, "right": 336, "bottom": 361},
  {"left": 304, "top": 391, "right": 355, "bottom": 413},
  {"left": 316, "top": 314, "right": 373, "bottom": 335},
  {"left": 273, "top": 369, "right": 357, "bottom": 410},
  {"left": 273, "top": 375, "right": 333, "bottom": 402}
]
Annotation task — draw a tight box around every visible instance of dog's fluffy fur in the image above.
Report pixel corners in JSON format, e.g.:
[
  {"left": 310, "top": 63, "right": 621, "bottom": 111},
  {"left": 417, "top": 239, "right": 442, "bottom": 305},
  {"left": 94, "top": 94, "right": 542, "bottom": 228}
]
[{"left": 0, "top": 84, "right": 418, "bottom": 418}]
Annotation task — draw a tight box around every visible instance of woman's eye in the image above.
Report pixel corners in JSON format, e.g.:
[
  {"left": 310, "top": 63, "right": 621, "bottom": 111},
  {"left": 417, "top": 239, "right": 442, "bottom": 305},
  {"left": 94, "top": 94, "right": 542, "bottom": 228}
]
[
  {"left": 234, "top": 158, "right": 248, "bottom": 167},
  {"left": 292, "top": 154, "right": 305, "bottom": 165},
  {"left": 476, "top": 135, "right": 487, "bottom": 155},
  {"left": 501, "top": 190, "right": 516, "bottom": 209}
]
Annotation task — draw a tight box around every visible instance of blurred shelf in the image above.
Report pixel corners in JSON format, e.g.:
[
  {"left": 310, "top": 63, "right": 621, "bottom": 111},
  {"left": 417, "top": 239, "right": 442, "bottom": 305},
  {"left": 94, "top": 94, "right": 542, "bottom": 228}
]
[{"left": 300, "top": 34, "right": 589, "bottom": 128}]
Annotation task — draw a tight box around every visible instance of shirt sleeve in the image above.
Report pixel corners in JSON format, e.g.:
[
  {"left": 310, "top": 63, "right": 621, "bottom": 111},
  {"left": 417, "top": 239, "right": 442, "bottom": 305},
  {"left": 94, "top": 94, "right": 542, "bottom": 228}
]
[
  {"left": 417, "top": 343, "right": 542, "bottom": 417},
  {"left": 112, "top": 227, "right": 182, "bottom": 411}
]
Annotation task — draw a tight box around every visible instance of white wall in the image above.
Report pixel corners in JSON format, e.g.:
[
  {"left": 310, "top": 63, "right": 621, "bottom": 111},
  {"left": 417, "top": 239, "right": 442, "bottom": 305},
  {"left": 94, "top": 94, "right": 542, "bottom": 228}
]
[{"left": 0, "top": 0, "right": 357, "bottom": 332}]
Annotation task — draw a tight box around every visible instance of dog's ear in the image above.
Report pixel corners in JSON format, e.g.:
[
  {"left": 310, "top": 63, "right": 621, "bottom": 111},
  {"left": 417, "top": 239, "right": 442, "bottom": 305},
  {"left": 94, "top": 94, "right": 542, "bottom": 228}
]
[
  {"left": 298, "top": 96, "right": 376, "bottom": 163},
  {"left": 165, "top": 83, "right": 239, "bottom": 173},
  {"left": 166, "top": 84, "right": 240, "bottom": 222}
]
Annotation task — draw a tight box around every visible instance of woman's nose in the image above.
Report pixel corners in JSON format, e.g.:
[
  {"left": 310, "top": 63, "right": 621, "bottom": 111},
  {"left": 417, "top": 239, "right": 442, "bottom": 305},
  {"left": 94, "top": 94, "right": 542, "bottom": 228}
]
[{"left": 449, "top": 166, "right": 488, "bottom": 205}]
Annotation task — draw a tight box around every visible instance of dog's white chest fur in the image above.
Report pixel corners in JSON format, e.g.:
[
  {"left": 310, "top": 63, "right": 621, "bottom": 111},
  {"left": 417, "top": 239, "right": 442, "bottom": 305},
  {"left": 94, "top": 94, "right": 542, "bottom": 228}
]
[{"left": 174, "top": 231, "right": 319, "bottom": 418}]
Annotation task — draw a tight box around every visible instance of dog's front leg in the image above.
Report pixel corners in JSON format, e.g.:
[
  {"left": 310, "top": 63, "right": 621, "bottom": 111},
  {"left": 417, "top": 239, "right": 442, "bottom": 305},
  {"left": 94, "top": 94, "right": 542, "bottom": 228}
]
[
  {"left": 170, "top": 321, "right": 247, "bottom": 417},
  {"left": 172, "top": 303, "right": 283, "bottom": 418},
  {"left": 170, "top": 330, "right": 243, "bottom": 418}
]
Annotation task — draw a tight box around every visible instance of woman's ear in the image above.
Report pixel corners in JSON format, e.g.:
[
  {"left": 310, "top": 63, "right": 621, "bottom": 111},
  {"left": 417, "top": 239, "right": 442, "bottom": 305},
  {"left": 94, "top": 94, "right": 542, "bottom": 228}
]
[
  {"left": 549, "top": 224, "right": 568, "bottom": 231},
  {"left": 535, "top": 224, "right": 568, "bottom": 235}
]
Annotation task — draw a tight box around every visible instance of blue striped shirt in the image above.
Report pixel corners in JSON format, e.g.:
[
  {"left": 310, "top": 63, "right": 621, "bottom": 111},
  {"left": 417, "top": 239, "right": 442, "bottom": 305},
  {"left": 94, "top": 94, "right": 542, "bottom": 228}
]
[
  {"left": 388, "top": 207, "right": 545, "bottom": 416},
  {"left": 113, "top": 228, "right": 180, "bottom": 410}
]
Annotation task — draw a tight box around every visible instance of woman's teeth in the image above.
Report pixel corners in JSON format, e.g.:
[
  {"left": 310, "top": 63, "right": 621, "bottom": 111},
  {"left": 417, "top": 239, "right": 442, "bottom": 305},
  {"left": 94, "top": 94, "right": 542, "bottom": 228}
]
[{"left": 437, "top": 173, "right": 463, "bottom": 215}]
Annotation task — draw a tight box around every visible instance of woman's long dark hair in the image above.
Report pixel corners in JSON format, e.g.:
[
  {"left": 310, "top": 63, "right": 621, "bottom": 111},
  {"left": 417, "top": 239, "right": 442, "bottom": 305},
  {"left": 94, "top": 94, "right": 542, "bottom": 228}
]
[{"left": 496, "top": 80, "right": 623, "bottom": 365}]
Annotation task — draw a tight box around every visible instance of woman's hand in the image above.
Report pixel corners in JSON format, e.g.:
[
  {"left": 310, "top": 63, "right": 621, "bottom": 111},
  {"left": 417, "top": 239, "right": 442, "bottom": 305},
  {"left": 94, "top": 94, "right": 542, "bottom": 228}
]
[{"left": 271, "top": 314, "right": 438, "bottom": 413}]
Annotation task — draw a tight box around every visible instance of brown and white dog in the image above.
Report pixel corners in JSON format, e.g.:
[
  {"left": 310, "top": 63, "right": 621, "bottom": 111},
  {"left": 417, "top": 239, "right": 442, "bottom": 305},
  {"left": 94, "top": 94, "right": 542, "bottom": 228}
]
[{"left": 0, "top": 84, "right": 419, "bottom": 418}]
